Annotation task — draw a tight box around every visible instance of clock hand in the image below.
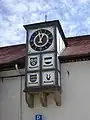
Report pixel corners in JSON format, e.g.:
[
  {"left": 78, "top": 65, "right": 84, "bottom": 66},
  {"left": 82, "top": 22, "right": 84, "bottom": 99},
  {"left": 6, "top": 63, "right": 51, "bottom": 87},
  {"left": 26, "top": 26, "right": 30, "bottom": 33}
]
[
  {"left": 38, "top": 31, "right": 42, "bottom": 43},
  {"left": 38, "top": 33, "right": 45, "bottom": 43}
]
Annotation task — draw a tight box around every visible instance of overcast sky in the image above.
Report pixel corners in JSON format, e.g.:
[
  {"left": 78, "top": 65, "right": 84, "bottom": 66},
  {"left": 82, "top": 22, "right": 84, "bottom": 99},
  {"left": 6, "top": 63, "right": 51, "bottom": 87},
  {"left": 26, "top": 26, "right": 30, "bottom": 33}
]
[{"left": 0, "top": 0, "right": 90, "bottom": 47}]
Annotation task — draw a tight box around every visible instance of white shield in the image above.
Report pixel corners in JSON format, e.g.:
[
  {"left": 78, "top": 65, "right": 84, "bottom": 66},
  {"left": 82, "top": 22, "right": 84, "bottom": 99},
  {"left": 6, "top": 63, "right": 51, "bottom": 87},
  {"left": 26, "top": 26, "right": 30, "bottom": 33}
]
[
  {"left": 28, "top": 55, "right": 40, "bottom": 70},
  {"left": 42, "top": 53, "right": 55, "bottom": 69},
  {"left": 27, "top": 72, "right": 39, "bottom": 86},
  {"left": 42, "top": 71, "right": 55, "bottom": 85}
]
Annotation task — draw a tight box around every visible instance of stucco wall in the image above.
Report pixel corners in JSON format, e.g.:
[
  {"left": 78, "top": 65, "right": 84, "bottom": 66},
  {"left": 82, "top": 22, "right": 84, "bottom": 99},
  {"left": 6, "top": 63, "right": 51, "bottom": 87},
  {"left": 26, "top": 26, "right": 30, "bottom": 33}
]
[
  {"left": 0, "top": 77, "right": 20, "bottom": 120},
  {"left": 0, "top": 61, "right": 90, "bottom": 120}
]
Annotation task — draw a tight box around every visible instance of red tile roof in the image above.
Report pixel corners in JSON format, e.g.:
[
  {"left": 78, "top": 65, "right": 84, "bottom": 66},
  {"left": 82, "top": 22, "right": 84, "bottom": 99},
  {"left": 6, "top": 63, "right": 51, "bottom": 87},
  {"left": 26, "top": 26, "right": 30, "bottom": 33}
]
[
  {"left": 66, "top": 35, "right": 90, "bottom": 47},
  {"left": 0, "top": 44, "right": 26, "bottom": 65},
  {"left": 60, "top": 35, "right": 90, "bottom": 58},
  {"left": 60, "top": 44, "right": 90, "bottom": 57}
]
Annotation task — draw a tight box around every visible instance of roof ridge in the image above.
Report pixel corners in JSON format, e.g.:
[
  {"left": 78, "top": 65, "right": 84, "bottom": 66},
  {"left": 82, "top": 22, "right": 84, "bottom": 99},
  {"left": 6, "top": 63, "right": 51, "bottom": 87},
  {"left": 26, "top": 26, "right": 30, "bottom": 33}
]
[
  {"left": 0, "top": 43, "right": 26, "bottom": 49},
  {"left": 66, "top": 35, "right": 90, "bottom": 40}
]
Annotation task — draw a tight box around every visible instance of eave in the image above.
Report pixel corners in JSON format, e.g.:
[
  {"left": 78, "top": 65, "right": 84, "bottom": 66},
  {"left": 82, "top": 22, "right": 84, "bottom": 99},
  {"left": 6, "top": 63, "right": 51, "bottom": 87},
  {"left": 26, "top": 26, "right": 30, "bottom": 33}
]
[{"left": 59, "top": 53, "right": 90, "bottom": 63}]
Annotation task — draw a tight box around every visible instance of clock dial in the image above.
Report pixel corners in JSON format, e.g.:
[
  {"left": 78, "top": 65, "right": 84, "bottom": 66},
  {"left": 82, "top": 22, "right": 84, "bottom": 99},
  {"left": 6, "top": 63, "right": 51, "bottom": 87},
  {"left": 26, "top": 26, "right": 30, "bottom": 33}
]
[{"left": 30, "top": 29, "right": 53, "bottom": 51}]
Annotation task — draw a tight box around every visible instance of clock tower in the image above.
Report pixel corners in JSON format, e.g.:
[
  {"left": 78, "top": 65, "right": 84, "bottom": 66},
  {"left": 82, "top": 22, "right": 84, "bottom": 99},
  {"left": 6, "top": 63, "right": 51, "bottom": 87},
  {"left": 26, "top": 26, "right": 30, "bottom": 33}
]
[{"left": 23, "top": 20, "right": 67, "bottom": 108}]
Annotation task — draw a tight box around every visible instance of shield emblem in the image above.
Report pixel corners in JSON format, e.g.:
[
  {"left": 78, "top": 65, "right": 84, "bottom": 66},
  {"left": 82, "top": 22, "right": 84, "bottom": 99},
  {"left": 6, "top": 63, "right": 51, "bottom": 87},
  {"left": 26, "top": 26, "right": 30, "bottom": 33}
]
[
  {"left": 44, "top": 57, "right": 52, "bottom": 66},
  {"left": 30, "top": 57, "right": 37, "bottom": 66},
  {"left": 42, "top": 71, "right": 55, "bottom": 85},
  {"left": 30, "top": 74, "right": 37, "bottom": 83}
]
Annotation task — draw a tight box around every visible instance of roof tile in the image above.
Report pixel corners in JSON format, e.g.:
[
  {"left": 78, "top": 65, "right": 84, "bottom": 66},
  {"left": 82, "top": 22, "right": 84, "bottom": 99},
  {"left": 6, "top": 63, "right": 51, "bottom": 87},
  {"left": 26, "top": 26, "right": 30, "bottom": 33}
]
[
  {"left": 60, "top": 35, "right": 90, "bottom": 57},
  {"left": 0, "top": 44, "right": 26, "bottom": 65}
]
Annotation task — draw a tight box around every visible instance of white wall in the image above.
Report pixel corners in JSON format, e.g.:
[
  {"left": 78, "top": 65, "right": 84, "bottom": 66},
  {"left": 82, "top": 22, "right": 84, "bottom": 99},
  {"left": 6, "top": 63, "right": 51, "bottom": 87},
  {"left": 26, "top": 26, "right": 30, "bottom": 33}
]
[
  {"left": 0, "top": 61, "right": 90, "bottom": 120},
  {"left": 0, "top": 77, "right": 20, "bottom": 120},
  {"left": 56, "top": 28, "right": 65, "bottom": 54}
]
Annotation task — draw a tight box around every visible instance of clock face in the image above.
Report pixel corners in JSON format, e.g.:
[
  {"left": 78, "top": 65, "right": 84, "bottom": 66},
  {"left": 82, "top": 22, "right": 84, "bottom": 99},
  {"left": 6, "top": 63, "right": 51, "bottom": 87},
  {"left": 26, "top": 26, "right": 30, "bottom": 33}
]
[{"left": 29, "top": 29, "right": 53, "bottom": 51}]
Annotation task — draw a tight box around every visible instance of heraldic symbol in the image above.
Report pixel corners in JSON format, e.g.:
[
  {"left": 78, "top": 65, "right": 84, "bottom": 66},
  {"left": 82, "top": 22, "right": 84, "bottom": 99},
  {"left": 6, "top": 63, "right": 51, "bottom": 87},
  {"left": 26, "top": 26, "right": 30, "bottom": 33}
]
[
  {"left": 44, "top": 57, "right": 52, "bottom": 64},
  {"left": 44, "top": 56, "right": 53, "bottom": 67},
  {"left": 46, "top": 74, "right": 51, "bottom": 80},
  {"left": 43, "top": 73, "right": 54, "bottom": 84},
  {"left": 29, "top": 57, "right": 38, "bottom": 68},
  {"left": 30, "top": 74, "right": 37, "bottom": 83}
]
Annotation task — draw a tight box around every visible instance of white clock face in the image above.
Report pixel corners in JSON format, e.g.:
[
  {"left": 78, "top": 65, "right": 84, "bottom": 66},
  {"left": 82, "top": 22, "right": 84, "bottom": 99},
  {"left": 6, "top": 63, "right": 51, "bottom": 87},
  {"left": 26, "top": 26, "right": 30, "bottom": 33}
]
[{"left": 28, "top": 27, "right": 54, "bottom": 53}]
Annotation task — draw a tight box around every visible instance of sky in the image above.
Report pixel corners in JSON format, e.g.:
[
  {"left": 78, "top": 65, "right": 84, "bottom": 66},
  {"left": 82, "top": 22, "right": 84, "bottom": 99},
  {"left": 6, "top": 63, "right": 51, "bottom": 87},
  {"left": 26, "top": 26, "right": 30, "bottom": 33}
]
[{"left": 0, "top": 0, "right": 90, "bottom": 47}]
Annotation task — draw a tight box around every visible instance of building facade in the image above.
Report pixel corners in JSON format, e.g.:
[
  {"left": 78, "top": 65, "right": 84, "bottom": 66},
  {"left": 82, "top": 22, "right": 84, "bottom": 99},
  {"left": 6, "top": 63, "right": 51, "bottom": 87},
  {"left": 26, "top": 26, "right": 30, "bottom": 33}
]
[{"left": 0, "top": 25, "right": 90, "bottom": 120}]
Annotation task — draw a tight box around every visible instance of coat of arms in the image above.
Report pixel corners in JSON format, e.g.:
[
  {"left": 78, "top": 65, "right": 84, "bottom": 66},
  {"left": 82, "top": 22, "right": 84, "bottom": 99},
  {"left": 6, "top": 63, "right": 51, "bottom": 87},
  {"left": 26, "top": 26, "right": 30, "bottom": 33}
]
[
  {"left": 29, "top": 57, "right": 38, "bottom": 68},
  {"left": 30, "top": 74, "right": 37, "bottom": 83}
]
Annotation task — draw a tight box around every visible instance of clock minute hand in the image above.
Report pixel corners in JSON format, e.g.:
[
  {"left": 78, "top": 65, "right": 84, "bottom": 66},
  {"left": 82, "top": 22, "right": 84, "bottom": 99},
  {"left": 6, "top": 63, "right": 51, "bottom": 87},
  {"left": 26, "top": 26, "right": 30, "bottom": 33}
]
[{"left": 38, "top": 32, "right": 42, "bottom": 43}]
